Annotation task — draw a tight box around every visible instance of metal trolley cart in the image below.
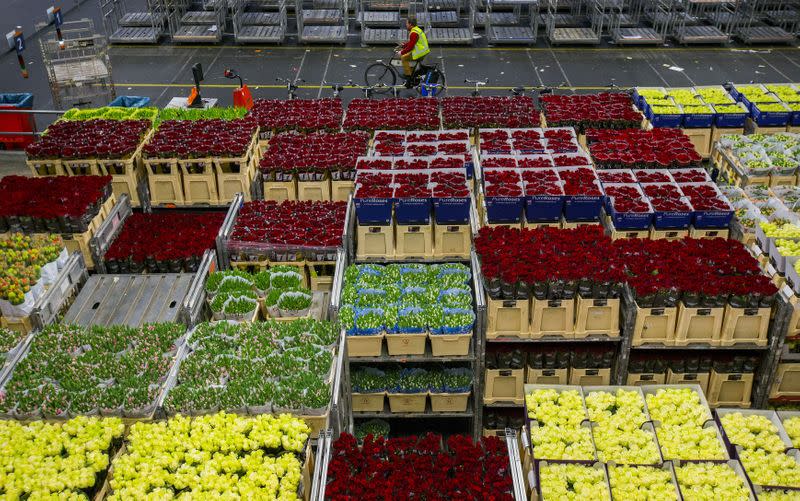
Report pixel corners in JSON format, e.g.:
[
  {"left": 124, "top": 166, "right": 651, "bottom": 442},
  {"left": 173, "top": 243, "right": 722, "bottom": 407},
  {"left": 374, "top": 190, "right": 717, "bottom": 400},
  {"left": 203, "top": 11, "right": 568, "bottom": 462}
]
[
  {"left": 612, "top": 0, "right": 670, "bottom": 43},
  {"left": 167, "top": 0, "right": 225, "bottom": 43},
  {"left": 546, "top": 0, "right": 604, "bottom": 44},
  {"left": 40, "top": 19, "right": 116, "bottom": 109},
  {"left": 420, "top": 0, "right": 475, "bottom": 44},
  {"left": 297, "top": 0, "right": 349, "bottom": 42},
  {"left": 485, "top": 0, "right": 540, "bottom": 43},
  {"left": 233, "top": 0, "right": 288, "bottom": 43},
  {"left": 99, "top": 0, "right": 167, "bottom": 43},
  {"left": 359, "top": 0, "right": 408, "bottom": 44},
  {"left": 670, "top": 0, "right": 735, "bottom": 44},
  {"left": 735, "top": 0, "right": 798, "bottom": 43}
]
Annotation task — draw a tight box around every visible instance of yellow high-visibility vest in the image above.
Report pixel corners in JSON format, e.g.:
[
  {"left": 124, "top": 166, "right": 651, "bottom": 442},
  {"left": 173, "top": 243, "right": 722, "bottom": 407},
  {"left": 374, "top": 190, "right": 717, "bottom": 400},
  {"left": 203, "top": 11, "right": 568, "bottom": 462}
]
[{"left": 410, "top": 26, "right": 430, "bottom": 60}]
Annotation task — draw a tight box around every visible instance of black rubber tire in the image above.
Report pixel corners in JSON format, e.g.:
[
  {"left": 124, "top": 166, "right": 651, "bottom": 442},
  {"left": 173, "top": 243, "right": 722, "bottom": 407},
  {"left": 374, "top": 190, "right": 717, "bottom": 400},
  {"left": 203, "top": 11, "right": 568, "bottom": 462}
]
[{"left": 364, "top": 63, "right": 397, "bottom": 94}]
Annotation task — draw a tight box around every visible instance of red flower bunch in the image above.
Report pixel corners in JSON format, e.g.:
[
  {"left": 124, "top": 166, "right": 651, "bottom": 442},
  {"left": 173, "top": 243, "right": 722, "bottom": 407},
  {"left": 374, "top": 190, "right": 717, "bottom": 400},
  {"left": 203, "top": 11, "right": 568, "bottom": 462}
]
[
  {"left": 356, "top": 158, "right": 392, "bottom": 171},
  {"left": 104, "top": 212, "right": 224, "bottom": 272},
  {"left": 671, "top": 168, "right": 710, "bottom": 183},
  {"left": 679, "top": 183, "right": 731, "bottom": 211},
  {"left": 394, "top": 173, "right": 432, "bottom": 198},
  {"left": 587, "top": 128, "right": 702, "bottom": 169},
  {"left": 394, "top": 158, "right": 431, "bottom": 171},
  {"left": 344, "top": 98, "right": 439, "bottom": 130},
  {"left": 598, "top": 170, "right": 636, "bottom": 184},
  {"left": 144, "top": 118, "right": 257, "bottom": 159},
  {"left": 228, "top": 200, "right": 345, "bottom": 249},
  {"left": 482, "top": 156, "right": 517, "bottom": 169},
  {"left": 484, "top": 170, "right": 522, "bottom": 197},
  {"left": 641, "top": 183, "right": 693, "bottom": 212},
  {"left": 431, "top": 156, "right": 468, "bottom": 170},
  {"left": 431, "top": 171, "right": 469, "bottom": 198},
  {"left": 522, "top": 169, "right": 563, "bottom": 196},
  {"left": 0, "top": 176, "right": 112, "bottom": 230},
  {"left": 406, "top": 144, "right": 437, "bottom": 156},
  {"left": 543, "top": 128, "right": 580, "bottom": 153},
  {"left": 475, "top": 226, "right": 777, "bottom": 302},
  {"left": 326, "top": 433, "right": 513, "bottom": 500},
  {"left": 26, "top": 119, "right": 151, "bottom": 160},
  {"left": 354, "top": 173, "right": 393, "bottom": 198},
  {"left": 518, "top": 156, "right": 553, "bottom": 169},
  {"left": 480, "top": 130, "right": 512, "bottom": 154},
  {"left": 540, "top": 93, "right": 643, "bottom": 132},
  {"left": 259, "top": 131, "right": 369, "bottom": 181},
  {"left": 605, "top": 184, "right": 651, "bottom": 213},
  {"left": 634, "top": 169, "right": 672, "bottom": 183},
  {"left": 442, "top": 96, "right": 538, "bottom": 128},
  {"left": 248, "top": 98, "right": 343, "bottom": 132},
  {"left": 558, "top": 168, "right": 602, "bottom": 196},
  {"left": 552, "top": 152, "right": 591, "bottom": 167}
]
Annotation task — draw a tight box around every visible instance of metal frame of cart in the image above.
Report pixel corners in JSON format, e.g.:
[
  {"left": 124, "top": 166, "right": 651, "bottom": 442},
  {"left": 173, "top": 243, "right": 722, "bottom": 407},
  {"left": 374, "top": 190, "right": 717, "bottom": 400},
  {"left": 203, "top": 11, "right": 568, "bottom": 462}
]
[
  {"left": 233, "top": 0, "right": 289, "bottom": 43},
  {"left": 546, "top": 0, "right": 604, "bottom": 44},
  {"left": 297, "top": 0, "right": 349, "bottom": 43},
  {"left": 167, "top": 0, "right": 225, "bottom": 43},
  {"left": 485, "top": 0, "right": 540, "bottom": 44},
  {"left": 99, "top": 0, "right": 167, "bottom": 43}
]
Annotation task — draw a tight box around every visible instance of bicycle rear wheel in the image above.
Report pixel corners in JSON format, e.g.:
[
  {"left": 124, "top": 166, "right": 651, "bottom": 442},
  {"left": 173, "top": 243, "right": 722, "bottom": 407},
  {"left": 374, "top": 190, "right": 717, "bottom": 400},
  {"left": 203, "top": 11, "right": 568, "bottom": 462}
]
[
  {"left": 364, "top": 63, "right": 397, "bottom": 94},
  {"left": 417, "top": 68, "right": 446, "bottom": 97}
]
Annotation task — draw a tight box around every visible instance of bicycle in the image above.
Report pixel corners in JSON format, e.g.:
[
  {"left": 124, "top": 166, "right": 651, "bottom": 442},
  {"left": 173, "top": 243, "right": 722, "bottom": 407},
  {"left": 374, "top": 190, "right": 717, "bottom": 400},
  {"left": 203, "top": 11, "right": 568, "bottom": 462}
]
[
  {"left": 323, "top": 80, "right": 353, "bottom": 98},
  {"left": 465, "top": 78, "right": 488, "bottom": 96},
  {"left": 276, "top": 77, "right": 304, "bottom": 99},
  {"left": 363, "top": 49, "right": 446, "bottom": 97}
]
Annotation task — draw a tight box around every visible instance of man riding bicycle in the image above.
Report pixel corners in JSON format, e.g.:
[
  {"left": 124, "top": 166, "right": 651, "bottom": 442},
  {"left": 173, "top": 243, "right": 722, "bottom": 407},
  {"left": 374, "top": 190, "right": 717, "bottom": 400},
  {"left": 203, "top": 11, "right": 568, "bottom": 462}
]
[{"left": 395, "top": 16, "right": 430, "bottom": 89}]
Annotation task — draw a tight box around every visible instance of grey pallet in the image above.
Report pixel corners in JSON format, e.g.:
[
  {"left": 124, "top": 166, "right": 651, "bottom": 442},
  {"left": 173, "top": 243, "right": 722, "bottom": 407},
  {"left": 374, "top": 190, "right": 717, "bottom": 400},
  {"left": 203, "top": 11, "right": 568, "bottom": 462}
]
[
  {"left": 488, "top": 25, "right": 536, "bottom": 43},
  {"left": 428, "top": 0, "right": 459, "bottom": 9},
  {"left": 362, "top": 27, "right": 406, "bottom": 42},
  {"left": 237, "top": 24, "right": 286, "bottom": 41},
  {"left": 360, "top": 10, "right": 401, "bottom": 26},
  {"left": 301, "top": 24, "right": 348, "bottom": 41},
  {"left": 737, "top": 25, "right": 796, "bottom": 43},
  {"left": 549, "top": 26, "right": 600, "bottom": 43},
  {"left": 241, "top": 12, "right": 283, "bottom": 25},
  {"left": 366, "top": 1, "right": 409, "bottom": 10},
  {"left": 303, "top": 8, "right": 343, "bottom": 23},
  {"left": 110, "top": 26, "right": 162, "bottom": 43},
  {"left": 181, "top": 10, "right": 219, "bottom": 24},
  {"left": 545, "top": 13, "right": 587, "bottom": 27},
  {"left": 119, "top": 11, "right": 164, "bottom": 27},
  {"left": 675, "top": 25, "right": 729, "bottom": 43},
  {"left": 606, "top": 13, "right": 636, "bottom": 27},
  {"left": 63, "top": 274, "right": 194, "bottom": 328},
  {"left": 173, "top": 24, "right": 222, "bottom": 41},
  {"left": 706, "top": 11, "right": 747, "bottom": 26},
  {"left": 765, "top": 9, "right": 799, "bottom": 24},
  {"left": 428, "top": 26, "right": 473, "bottom": 43},
  {"left": 315, "top": 0, "right": 341, "bottom": 7},
  {"left": 417, "top": 10, "right": 460, "bottom": 26},
  {"left": 475, "top": 11, "right": 519, "bottom": 25},
  {"left": 613, "top": 26, "right": 664, "bottom": 44}
]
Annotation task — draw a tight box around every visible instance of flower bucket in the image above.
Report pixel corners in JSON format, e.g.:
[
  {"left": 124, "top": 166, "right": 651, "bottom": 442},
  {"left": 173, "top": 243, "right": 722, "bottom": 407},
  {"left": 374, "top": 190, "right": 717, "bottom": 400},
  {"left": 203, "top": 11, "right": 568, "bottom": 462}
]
[
  {"left": 385, "top": 332, "right": 427, "bottom": 356},
  {"left": 387, "top": 392, "right": 427, "bottom": 413},
  {"left": 430, "top": 392, "right": 470, "bottom": 413}
]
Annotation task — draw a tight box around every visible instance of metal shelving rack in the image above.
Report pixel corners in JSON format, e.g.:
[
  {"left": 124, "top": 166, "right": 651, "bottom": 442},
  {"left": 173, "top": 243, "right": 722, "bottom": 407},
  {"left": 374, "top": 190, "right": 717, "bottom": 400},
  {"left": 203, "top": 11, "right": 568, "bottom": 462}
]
[
  {"left": 167, "top": 0, "right": 225, "bottom": 42},
  {"left": 297, "top": 0, "right": 349, "bottom": 43},
  {"left": 546, "top": 0, "right": 604, "bottom": 44},
  {"left": 359, "top": 0, "right": 408, "bottom": 44},
  {"left": 233, "top": 0, "right": 288, "bottom": 43},
  {"left": 612, "top": 0, "right": 670, "bottom": 43},
  {"left": 485, "top": 0, "right": 540, "bottom": 43},
  {"left": 40, "top": 19, "right": 116, "bottom": 109},
  {"left": 421, "top": 0, "right": 475, "bottom": 44},
  {"left": 670, "top": 0, "right": 735, "bottom": 43},
  {"left": 763, "top": 0, "right": 799, "bottom": 33},
  {"left": 100, "top": 0, "right": 167, "bottom": 43},
  {"left": 735, "top": 0, "right": 798, "bottom": 43}
]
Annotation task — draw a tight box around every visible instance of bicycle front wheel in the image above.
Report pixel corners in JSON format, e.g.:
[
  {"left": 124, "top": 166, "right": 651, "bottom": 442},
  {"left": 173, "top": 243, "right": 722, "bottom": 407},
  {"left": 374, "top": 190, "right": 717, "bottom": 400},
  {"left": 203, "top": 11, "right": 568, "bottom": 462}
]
[{"left": 364, "top": 63, "right": 397, "bottom": 94}]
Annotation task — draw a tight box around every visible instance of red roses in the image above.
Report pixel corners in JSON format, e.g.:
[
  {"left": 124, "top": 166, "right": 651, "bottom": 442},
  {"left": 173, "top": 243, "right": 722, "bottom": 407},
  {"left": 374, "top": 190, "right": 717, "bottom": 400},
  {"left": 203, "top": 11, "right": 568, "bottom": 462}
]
[
  {"left": 249, "top": 98, "right": 343, "bottom": 132},
  {"left": 587, "top": 128, "right": 702, "bottom": 169},
  {"left": 259, "top": 131, "right": 369, "bottom": 181},
  {"left": 326, "top": 433, "right": 513, "bottom": 500}
]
